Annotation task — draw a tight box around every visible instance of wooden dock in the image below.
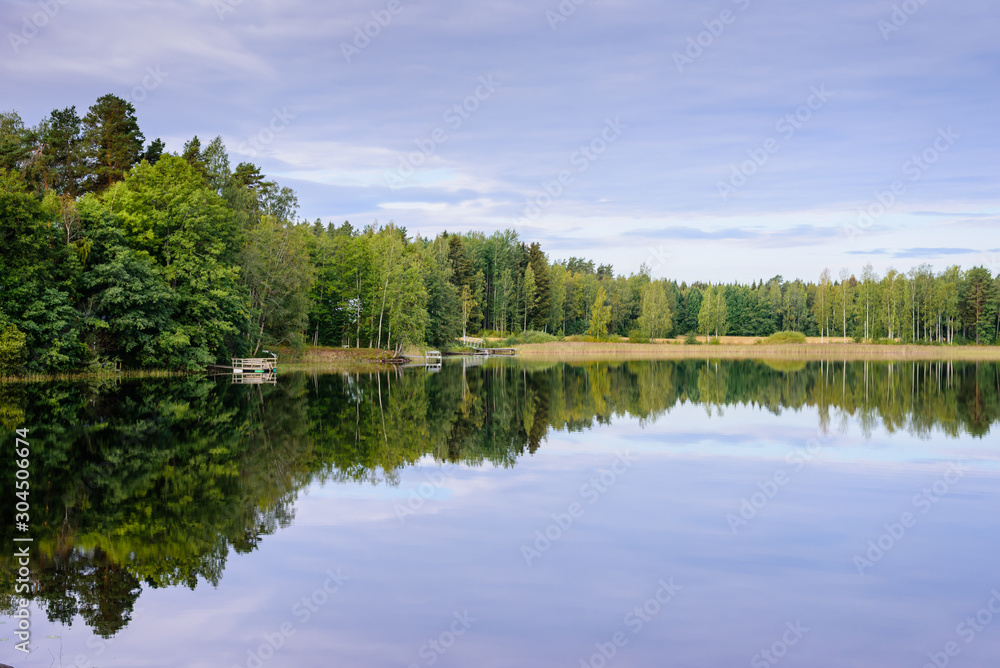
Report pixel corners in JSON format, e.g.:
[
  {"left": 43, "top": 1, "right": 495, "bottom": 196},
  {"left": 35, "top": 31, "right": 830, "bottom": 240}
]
[
  {"left": 400, "top": 350, "right": 442, "bottom": 371},
  {"left": 471, "top": 347, "right": 517, "bottom": 356},
  {"left": 205, "top": 356, "right": 280, "bottom": 384},
  {"left": 231, "top": 357, "right": 277, "bottom": 373}
]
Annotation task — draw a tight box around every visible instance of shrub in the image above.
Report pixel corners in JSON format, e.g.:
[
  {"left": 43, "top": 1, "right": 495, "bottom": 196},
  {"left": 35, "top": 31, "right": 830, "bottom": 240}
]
[
  {"left": 708, "top": 337, "right": 722, "bottom": 345},
  {"left": 628, "top": 329, "right": 651, "bottom": 344},
  {"left": 0, "top": 324, "right": 27, "bottom": 376},
  {"left": 684, "top": 332, "right": 700, "bottom": 345},
  {"left": 761, "top": 331, "right": 807, "bottom": 345},
  {"left": 502, "top": 330, "right": 559, "bottom": 346}
]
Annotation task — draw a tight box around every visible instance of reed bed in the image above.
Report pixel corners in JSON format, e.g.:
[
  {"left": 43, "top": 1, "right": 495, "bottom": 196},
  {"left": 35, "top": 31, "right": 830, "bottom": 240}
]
[
  {"left": 516, "top": 341, "right": 1000, "bottom": 361},
  {"left": 0, "top": 368, "right": 184, "bottom": 384}
]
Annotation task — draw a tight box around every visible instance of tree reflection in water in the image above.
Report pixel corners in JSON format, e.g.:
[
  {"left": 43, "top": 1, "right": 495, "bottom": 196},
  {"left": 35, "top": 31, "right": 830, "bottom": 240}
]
[{"left": 1, "top": 359, "right": 996, "bottom": 636}]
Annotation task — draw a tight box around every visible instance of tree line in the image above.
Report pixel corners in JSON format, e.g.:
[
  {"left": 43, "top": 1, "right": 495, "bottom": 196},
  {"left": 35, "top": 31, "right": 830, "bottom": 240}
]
[{"left": 2, "top": 96, "right": 998, "bottom": 372}]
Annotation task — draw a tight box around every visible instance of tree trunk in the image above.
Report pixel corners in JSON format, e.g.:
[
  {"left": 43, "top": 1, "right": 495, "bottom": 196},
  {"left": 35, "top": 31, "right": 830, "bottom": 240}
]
[{"left": 377, "top": 274, "right": 389, "bottom": 350}]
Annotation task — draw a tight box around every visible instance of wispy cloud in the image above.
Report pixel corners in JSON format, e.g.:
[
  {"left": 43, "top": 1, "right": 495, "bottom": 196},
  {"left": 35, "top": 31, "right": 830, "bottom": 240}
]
[
  {"left": 3, "top": 0, "right": 999, "bottom": 279},
  {"left": 847, "top": 247, "right": 980, "bottom": 259}
]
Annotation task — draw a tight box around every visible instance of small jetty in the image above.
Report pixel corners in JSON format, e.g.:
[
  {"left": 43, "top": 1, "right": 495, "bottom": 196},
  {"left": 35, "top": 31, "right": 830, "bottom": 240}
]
[
  {"left": 471, "top": 347, "right": 518, "bottom": 356},
  {"left": 421, "top": 350, "right": 442, "bottom": 371},
  {"left": 401, "top": 350, "right": 442, "bottom": 372},
  {"left": 208, "top": 354, "right": 279, "bottom": 384},
  {"left": 230, "top": 357, "right": 277, "bottom": 373},
  {"left": 457, "top": 337, "right": 517, "bottom": 356},
  {"left": 401, "top": 345, "right": 517, "bottom": 371}
]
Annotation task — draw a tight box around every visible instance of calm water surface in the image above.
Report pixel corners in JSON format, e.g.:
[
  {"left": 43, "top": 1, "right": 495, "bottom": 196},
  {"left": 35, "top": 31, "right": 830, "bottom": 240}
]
[{"left": 2, "top": 359, "right": 999, "bottom": 667}]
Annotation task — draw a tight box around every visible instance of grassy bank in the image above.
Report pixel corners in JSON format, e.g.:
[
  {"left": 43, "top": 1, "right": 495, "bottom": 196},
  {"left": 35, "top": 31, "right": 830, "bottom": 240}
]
[
  {"left": 515, "top": 341, "right": 1000, "bottom": 361},
  {"left": 0, "top": 347, "right": 397, "bottom": 383},
  {"left": 0, "top": 368, "right": 184, "bottom": 384},
  {"left": 275, "top": 346, "right": 399, "bottom": 372},
  {"left": 5, "top": 342, "right": 997, "bottom": 383}
]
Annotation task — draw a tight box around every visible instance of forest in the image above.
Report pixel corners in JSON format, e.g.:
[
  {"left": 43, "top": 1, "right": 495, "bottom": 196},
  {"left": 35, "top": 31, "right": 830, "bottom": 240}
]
[{"left": 2, "top": 95, "right": 999, "bottom": 373}]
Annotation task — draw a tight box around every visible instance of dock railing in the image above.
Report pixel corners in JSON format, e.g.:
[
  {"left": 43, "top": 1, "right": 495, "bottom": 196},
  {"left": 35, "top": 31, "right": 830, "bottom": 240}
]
[
  {"left": 231, "top": 358, "right": 277, "bottom": 372},
  {"left": 470, "top": 347, "right": 517, "bottom": 356}
]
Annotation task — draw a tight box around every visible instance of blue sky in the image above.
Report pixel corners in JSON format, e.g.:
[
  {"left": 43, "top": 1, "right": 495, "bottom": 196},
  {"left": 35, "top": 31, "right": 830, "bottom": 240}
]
[{"left": 3, "top": 0, "right": 998, "bottom": 281}]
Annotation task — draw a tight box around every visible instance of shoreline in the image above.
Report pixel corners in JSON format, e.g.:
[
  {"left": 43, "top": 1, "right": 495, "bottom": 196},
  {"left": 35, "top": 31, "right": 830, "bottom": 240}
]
[
  {"left": 0, "top": 348, "right": 396, "bottom": 383},
  {"left": 513, "top": 341, "right": 1000, "bottom": 361},
  {"left": 3, "top": 343, "right": 998, "bottom": 383}
]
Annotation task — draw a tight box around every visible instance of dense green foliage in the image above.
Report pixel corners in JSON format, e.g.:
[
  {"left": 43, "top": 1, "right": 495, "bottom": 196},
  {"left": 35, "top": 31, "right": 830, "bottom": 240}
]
[
  {"left": 0, "top": 99, "right": 314, "bottom": 371},
  {"left": 2, "top": 98, "right": 998, "bottom": 373},
  {"left": 761, "top": 331, "right": 808, "bottom": 344},
  {"left": 1, "top": 359, "right": 997, "bottom": 634}
]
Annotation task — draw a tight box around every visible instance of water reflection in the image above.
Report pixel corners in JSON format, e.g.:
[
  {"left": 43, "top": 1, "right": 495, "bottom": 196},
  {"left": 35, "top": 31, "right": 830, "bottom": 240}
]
[{"left": 0, "top": 359, "right": 997, "bottom": 640}]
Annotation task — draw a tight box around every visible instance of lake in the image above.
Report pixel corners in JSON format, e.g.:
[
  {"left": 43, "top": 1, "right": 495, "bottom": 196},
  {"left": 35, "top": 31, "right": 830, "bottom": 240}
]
[{"left": 2, "top": 359, "right": 999, "bottom": 667}]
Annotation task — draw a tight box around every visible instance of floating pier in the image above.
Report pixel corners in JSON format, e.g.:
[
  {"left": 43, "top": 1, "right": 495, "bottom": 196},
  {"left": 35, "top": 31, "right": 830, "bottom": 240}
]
[
  {"left": 471, "top": 347, "right": 517, "bottom": 356},
  {"left": 230, "top": 358, "right": 277, "bottom": 373},
  {"left": 206, "top": 356, "right": 279, "bottom": 383}
]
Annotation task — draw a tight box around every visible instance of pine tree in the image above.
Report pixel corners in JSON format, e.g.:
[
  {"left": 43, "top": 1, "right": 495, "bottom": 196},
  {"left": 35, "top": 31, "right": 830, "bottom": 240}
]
[
  {"left": 42, "top": 106, "right": 83, "bottom": 195},
  {"left": 80, "top": 94, "right": 145, "bottom": 192}
]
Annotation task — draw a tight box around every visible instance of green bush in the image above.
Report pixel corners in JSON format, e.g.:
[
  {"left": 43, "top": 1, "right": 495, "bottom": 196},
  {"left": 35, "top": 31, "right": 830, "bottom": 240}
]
[
  {"left": 684, "top": 332, "right": 700, "bottom": 345},
  {"left": 628, "top": 329, "right": 651, "bottom": 344},
  {"left": 502, "top": 330, "right": 559, "bottom": 346},
  {"left": 708, "top": 337, "right": 722, "bottom": 345},
  {"left": 761, "top": 331, "right": 807, "bottom": 345},
  {"left": 0, "top": 324, "right": 27, "bottom": 376}
]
